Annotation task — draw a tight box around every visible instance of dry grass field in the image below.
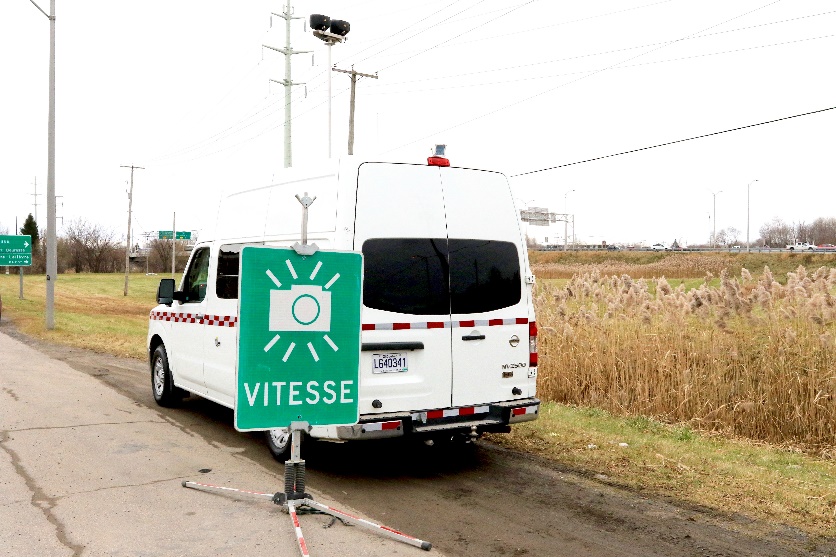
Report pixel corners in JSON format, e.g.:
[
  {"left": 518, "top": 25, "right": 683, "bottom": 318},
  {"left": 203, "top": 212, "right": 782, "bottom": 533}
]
[{"left": 532, "top": 251, "right": 836, "bottom": 452}]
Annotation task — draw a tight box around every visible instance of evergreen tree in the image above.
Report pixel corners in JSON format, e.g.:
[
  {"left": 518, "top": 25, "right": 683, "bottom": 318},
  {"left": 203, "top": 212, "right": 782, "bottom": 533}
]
[{"left": 20, "top": 214, "right": 40, "bottom": 254}]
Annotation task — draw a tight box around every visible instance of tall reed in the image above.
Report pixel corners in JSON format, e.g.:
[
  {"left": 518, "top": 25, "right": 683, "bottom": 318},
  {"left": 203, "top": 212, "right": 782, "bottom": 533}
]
[{"left": 536, "top": 266, "right": 836, "bottom": 450}]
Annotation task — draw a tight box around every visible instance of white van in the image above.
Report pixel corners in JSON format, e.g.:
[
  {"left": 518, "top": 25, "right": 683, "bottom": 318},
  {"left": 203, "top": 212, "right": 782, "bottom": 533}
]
[{"left": 147, "top": 156, "right": 540, "bottom": 460}]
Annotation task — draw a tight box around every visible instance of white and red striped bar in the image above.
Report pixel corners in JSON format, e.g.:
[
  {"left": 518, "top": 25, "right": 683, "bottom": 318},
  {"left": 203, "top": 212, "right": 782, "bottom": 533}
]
[
  {"left": 182, "top": 480, "right": 275, "bottom": 500},
  {"left": 302, "top": 499, "right": 432, "bottom": 551},
  {"left": 150, "top": 310, "right": 237, "bottom": 327},
  {"left": 361, "top": 420, "right": 402, "bottom": 432},
  {"left": 362, "top": 317, "right": 527, "bottom": 331},
  {"left": 512, "top": 405, "right": 539, "bottom": 417},
  {"left": 287, "top": 501, "right": 311, "bottom": 557},
  {"left": 413, "top": 405, "right": 490, "bottom": 422}
]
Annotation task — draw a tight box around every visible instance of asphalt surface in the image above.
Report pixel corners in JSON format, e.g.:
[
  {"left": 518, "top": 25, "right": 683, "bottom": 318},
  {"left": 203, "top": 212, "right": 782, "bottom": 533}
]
[
  {"left": 0, "top": 329, "right": 439, "bottom": 557},
  {"left": 2, "top": 324, "right": 835, "bottom": 557}
]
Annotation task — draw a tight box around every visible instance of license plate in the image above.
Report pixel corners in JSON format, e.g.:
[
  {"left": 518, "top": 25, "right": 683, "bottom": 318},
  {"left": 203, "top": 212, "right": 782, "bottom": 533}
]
[{"left": 372, "top": 353, "right": 408, "bottom": 374}]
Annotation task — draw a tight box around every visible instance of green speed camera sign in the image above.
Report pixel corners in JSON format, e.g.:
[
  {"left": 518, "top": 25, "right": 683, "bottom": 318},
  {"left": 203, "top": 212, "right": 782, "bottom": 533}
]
[{"left": 235, "top": 246, "right": 363, "bottom": 431}]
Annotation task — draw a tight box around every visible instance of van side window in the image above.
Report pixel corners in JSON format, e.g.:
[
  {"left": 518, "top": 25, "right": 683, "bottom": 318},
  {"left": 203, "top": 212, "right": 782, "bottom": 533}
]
[
  {"left": 182, "top": 247, "right": 211, "bottom": 303},
  {"left": 362, "top": 238, "right": 521, "bottom": 315},
  {"left": 217, "top": 245, "right": 241, "bottom": 299}
]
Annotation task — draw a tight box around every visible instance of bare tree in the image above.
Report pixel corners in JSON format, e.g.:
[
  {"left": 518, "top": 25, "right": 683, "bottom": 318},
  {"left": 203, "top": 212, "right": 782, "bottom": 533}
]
[
  {"left": 64, "top": 219, "right": 121, "bottom": 273},
  {"left": 759, "top": 218, "right": 794, "bottom": 247}
]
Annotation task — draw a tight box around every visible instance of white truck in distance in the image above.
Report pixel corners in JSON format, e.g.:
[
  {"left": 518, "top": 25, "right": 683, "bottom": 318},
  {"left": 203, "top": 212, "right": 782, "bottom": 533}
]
[{"left": 786, "top": 242, "right": 816, "bottom": 251}]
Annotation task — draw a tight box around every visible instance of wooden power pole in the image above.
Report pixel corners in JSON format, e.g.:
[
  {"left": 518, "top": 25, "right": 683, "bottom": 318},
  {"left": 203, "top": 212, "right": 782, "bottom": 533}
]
[{"left": 332, "top": 66, "right": 378, "bottom": 155}]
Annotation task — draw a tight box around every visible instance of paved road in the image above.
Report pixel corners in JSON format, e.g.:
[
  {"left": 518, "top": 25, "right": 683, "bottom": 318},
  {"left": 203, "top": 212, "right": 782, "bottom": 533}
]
[
  {"left": 0, "top": 329, "right": 438, "bottom": 557},
  {"left": 2, "top": 325, "right": 834, "bottom": 557}
]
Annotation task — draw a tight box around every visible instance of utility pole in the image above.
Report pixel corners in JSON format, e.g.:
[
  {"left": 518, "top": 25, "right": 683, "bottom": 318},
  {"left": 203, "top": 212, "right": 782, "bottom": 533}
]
[
  {"left": 332, "top": 65, "right": 378, "bottom": 155},
  {"left": 264, "top": 5, "right": 310, "bottom": 168},
  {"left": 121, "top": 165, "right": 144, "bottom": 296}
]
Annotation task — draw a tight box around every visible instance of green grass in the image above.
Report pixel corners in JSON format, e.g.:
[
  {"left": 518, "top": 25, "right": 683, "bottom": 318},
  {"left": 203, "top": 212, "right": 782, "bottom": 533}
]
[{"left": 0, "top": 272, "right": 162, "bottom": 358}]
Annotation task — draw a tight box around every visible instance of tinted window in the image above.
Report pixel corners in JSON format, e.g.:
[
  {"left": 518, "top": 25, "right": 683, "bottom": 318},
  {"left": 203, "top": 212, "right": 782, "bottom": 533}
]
[
  {"left": 216, "top": 243, "right": 264, "bottom": 300},
  {"left": 217, "top": 245, "right": 241, "bottom": 299},
  {"left": 449, "top": 240, "right": 521, "bottom": 314},
  {"left": 362, "top": 238, "right": 449, "bottom": 315},
  {"left": 362, "top": 238, "right": 521, "bottom": 315}
]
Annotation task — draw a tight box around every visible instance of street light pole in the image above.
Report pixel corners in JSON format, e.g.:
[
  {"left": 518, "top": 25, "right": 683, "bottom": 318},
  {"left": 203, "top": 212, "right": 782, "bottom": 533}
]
[
  {"left": 29, "top": 0, "right": 57, "bottom": 329},
  {"left": 710, "top": 190, "right": 723, "bottom": 248},
  {"left": 746, "top": 179, "right": 757, "bottom": 253},
  {"left": 563, "top": 189, "right": 574, "bottom": 251}
]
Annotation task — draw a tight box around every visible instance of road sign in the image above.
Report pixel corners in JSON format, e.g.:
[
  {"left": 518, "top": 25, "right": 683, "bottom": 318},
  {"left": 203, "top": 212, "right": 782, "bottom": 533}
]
[
  {"left": 235, "top": 246, "right": 363, "bottom": 431},
  {"left": 158, "top": 231, "right": 191, "bottom": 240},
  {"left": 0, "top": 235, "right": 32, "bottom": 266}
]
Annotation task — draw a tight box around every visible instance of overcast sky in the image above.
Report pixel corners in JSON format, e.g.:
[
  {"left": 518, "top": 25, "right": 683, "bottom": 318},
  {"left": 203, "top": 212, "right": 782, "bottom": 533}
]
[{"left": 1, "top": 0, "right": 834, "bottom": 247}]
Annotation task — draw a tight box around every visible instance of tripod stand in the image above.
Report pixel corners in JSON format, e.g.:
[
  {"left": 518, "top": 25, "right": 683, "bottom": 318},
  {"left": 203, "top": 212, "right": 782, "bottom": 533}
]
[{"left": 183, "top": 422, "right": 432, "bottom": 556}]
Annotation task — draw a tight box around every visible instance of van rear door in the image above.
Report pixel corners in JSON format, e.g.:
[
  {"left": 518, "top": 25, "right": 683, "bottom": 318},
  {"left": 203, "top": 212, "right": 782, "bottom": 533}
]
[
  {"left": 354, "top": 163, "right": 453, "bottom": 414},
  {"left": 441, "top": 168, "right": 531, "bottom": 407}
]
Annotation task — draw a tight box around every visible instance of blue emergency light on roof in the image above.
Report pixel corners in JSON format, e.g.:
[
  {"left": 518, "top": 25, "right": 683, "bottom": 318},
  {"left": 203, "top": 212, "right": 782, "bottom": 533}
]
[{"left": 427, "top": 144, "right": 450, "bottom": 167}]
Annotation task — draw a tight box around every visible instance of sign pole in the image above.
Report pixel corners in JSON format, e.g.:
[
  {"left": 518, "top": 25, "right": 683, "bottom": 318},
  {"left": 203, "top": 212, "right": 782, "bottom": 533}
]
[
  {"left": 19, "top": 267, "right": 24, "bottom": 300},
  {"left": 181, "top": 192, "right": 431, "bottom": 555}
]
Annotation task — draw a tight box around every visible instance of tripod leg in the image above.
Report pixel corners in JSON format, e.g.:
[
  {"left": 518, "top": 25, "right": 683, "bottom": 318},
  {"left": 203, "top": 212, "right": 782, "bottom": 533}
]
[
  {"left": 301, "top": 499, "right": 432, "bottom": 551},
  {"left": 287, "top": 500, "right": 311, "bottom": 557},
  {"left": 182, "top": 480, "right": 276, "bottom": 502}
]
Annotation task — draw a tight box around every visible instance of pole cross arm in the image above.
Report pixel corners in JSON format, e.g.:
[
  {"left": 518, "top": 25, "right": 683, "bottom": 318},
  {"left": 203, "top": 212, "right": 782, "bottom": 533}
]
[
  {"left": 263, "top": 44, "right": 312, "bottom": 56},
  {"left": 332, "top": 67, "right": 378, "bottom": 80},
  {"left": 270, "top": 79, "right": 306, "bottom": 87}
]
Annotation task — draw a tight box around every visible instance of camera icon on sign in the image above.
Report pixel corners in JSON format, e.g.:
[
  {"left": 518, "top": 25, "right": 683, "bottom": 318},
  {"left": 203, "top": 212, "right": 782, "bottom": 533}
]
[{"left": 270, "top": 285, "right": 332, "bottom": 332}]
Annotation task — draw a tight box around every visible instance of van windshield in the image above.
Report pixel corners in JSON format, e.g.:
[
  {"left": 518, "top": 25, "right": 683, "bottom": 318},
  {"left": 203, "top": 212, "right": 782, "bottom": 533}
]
[{"left": 362, "top": 238, "right": 521, "bottom": 315}]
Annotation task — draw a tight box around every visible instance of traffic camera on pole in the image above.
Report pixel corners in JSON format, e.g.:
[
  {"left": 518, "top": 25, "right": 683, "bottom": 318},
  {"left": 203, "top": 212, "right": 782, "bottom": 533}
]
[{"left": 309, "top": 14, "right": 350, "bottom": 44}]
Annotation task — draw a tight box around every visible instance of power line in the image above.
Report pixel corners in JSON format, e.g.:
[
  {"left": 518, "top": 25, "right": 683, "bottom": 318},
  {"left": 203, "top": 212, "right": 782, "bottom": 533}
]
[
  {"left": 380, "top": 0, "right": 785, "bottom": 155},
  {"left": 366, "top": 33, "right": 835, "bottom": 96},
  {"left": 510, "top": 106, "right": 836, "bottom": 178},
  {"left": 365, "top": 9, "right": 836, "bottom": 88}
]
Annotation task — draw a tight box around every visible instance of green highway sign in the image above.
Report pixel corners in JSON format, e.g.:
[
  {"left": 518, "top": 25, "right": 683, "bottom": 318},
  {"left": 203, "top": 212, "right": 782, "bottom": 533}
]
[
  {"left": 158, "top": 230, "right": 191, "bottom": 240},
  {"left": 0, "top": 235, "right": 32, "bottom": 266},
  {"left": 235, "top": 246, "right": 363, "bottom": 431}
]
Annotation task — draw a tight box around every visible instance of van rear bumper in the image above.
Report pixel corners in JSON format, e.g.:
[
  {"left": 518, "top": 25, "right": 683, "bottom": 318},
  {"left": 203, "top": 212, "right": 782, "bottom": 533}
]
[{"left": 335, "top": 398, "right": 540, "bottom": 441}]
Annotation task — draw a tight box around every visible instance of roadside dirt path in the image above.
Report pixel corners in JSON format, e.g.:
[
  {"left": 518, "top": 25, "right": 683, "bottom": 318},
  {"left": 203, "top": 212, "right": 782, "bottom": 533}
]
[{"left": 3, "top": 321, "right": 833, "bottom": 557}]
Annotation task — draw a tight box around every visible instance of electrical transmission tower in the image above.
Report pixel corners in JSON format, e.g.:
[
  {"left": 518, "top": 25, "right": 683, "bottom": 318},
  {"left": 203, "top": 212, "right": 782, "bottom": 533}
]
[
  {"left": 264, "top": 4, "right": 310, "bottom": 168},
  {"left": 332, "top": 66, "right": 378, "bottom": 155}
]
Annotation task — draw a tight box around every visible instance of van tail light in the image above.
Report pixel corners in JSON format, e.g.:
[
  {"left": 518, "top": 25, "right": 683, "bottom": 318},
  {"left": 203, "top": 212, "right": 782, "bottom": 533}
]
[{"left": 529, "top": 320, "right": 538, "bottom": 368}]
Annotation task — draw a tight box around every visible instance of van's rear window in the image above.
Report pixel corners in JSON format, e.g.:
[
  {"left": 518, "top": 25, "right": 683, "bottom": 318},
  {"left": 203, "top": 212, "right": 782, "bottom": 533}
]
[{"left": 362, "top": 238, "right": 521, "bottom": 315}]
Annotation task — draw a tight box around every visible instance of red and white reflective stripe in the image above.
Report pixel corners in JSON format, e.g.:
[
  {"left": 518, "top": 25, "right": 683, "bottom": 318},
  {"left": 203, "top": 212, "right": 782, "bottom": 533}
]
[
  {"left": 287, "top": 502, "right": 310, "bottom": 557},
  {"left": 512, "top": 405, "right": 538, "bottom": 416},
  {"left": 362, "top": 317, "right": 527, "bottom": 331},
  {"left": 149, "top": 310, "right": 238, "bottom": 328},
  {"left": 362, "top": 420, "right": 401, "bottom": 432},
  {"left": 413, "top": 405, "right": 490, "bottom": 422}
]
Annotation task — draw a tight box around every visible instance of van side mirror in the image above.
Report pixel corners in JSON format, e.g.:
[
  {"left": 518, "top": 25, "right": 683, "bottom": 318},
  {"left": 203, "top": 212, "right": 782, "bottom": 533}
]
[{"left": 157, "top": 279, "right": 175, "bottom": 306}]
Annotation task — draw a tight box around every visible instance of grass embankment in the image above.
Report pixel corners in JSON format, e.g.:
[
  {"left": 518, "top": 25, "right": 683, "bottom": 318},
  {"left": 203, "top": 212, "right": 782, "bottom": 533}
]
[
  {"left": 0, "top": 272, "right": 161, "bottom": 359},
  {"left": 1, "top": 263, "right": 835, "bottom": 537}
]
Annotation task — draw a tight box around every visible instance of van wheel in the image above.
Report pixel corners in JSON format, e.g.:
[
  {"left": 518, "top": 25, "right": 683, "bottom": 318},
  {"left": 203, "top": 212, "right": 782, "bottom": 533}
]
[
  {"left": 151, "top": 344, "right": 180, "bottom": 407},
  {"left": 265, "top": 428, "right": 292, "bottom": 462}
]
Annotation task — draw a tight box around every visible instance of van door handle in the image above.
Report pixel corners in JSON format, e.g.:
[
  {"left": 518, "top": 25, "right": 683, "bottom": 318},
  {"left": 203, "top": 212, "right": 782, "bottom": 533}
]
[
  {"left": 362, "top": 342, "right": 424, "bottom": 351},
  {"left": 196, "top": 314, "right": 205, "bottom": 320},
  {"left": 462, "top": 334, "right": 485, "bottom": 341}
]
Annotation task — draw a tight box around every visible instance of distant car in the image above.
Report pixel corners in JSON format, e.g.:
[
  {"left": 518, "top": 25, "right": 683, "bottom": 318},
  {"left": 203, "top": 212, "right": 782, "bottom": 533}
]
[
  {"left": 650, "top": 243, "right": 668, "bottom": 251},
  {"left": 816, "top": 243, "right": 836, "bottom": 251}
]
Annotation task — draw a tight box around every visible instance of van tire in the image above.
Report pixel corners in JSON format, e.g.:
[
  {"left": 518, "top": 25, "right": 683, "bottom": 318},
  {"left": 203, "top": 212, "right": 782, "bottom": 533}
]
[
  {"left": 265, "top": 428, "right": 292, "bottom": 462},
  {"left": 151, "top": 344, "right": 179, "bottom": 407}
]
